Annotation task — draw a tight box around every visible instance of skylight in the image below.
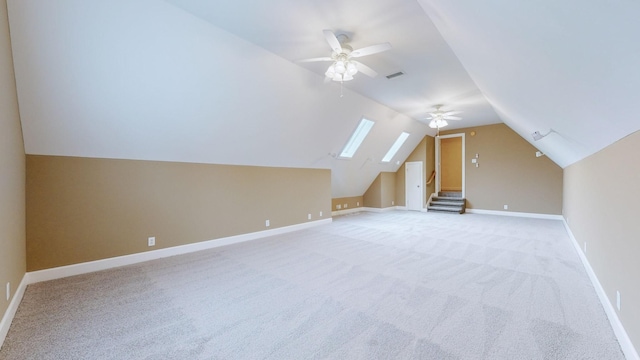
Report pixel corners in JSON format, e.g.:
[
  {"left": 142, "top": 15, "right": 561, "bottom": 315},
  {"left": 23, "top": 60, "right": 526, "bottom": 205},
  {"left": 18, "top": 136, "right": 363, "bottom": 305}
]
[
  {"left": 339, "top": 118, "right": 375, "bottom": 158},
  {"left": 381, "top": 132, "right": 410, "bottom": 162}
]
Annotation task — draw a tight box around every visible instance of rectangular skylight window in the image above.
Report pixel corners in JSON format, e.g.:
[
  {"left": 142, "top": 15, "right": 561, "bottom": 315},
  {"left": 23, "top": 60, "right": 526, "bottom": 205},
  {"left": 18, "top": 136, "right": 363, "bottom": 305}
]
[
  {"left": 339, "top": 118, "right": 375, "bottom": 158},
  {"left": 381, "top": 132, "right": 410, "bottom": 162}
]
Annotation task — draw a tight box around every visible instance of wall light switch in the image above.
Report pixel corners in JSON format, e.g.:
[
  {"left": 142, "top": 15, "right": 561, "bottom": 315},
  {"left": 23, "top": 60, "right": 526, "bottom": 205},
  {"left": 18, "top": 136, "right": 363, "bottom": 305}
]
[{"left": 471, "top": 159, "right": 477, "bottom": 164}]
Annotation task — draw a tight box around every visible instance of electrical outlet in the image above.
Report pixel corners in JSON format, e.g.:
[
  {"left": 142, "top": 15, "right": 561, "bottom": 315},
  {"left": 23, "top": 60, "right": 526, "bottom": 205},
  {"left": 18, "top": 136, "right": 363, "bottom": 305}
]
[
  {"left": 320, "top": 211, "right": 323, "bottom": 217},
  {"left": 336, "top": 204, "right": 341, "bottom": 209},
  {"left": 265, "top": 219, "right": 270, "bottom": 227},
  {"left": 392, "top": 201, "right": 394, "bottom": 206},
  {"left": 148, "top": 237, "right": 155, "bottom": 247},
  {"left": 308, "top": 213, "right": 311, "bottom": 220},
  {"left": 344, "top": 203, "right": 348, "bottom": 208},
  {"left": 356, "top": 202, "right": 359, "bottom": 206},
  {"left": 6, "top": 282, "right": 10, "bottom": 301},
  {"left": 617, "top": 291, "right": 621, "bottom": 311},
  {"left": 503, "top": 205, "right": 508, "bottom": 210}
]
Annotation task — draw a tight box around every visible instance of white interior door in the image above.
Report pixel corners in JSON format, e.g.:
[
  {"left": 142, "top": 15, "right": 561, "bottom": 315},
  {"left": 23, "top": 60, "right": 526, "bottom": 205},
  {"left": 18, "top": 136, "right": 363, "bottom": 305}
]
[{"left": 406, "top": 161, "right": 423, "bottom": 211}]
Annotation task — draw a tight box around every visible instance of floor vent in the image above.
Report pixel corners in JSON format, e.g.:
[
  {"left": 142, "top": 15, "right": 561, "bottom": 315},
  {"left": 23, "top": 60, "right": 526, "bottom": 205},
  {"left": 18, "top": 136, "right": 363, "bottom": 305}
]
[{"left": 386, "top": 71, "right": 404, "bottom": 79}]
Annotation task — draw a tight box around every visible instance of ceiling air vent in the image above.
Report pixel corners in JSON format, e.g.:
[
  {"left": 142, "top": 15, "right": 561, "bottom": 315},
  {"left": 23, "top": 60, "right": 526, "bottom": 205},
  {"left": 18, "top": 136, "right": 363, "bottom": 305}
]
[{"left": 386, "top": 71, "right": 404, "bottom": 79}]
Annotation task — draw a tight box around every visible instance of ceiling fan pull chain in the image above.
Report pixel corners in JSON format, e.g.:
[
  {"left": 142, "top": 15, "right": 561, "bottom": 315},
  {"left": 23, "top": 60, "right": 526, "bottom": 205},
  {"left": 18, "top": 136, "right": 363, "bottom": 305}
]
[{"left": 340, "top": 81, "right": 344, "bottom": 98}]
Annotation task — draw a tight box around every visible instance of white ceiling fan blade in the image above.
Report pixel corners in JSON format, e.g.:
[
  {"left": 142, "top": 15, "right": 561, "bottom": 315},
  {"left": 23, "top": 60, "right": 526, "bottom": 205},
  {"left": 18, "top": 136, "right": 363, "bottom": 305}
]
[
  {"left": 444, "top": 116, "right": 462, "bottom": 120},
  {"left": 297, "top": 57, "right": 333, "bottom": 63},
  {"left": 350, "top": 43, "right": 392, "bottom": 58},
  {"left": 352, "top": 61, "right": 378, "bottom": 77},
  {"left": 443, "top": 110, "right": 463, "bottom": 116},
  {"left": 323, "top": 29, "right": 342, "bottom": 53}
]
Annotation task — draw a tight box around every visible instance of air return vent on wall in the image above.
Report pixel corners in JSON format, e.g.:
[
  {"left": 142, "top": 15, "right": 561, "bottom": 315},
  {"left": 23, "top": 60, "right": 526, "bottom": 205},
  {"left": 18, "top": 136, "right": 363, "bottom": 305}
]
[{"left": 386, "top": 71, "right": 404, "bottom": 79}]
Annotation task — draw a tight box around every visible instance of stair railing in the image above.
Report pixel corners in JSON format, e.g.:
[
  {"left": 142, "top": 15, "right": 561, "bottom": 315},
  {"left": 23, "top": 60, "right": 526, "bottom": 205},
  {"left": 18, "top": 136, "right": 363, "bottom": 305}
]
[{"left": 426, "top": 170, "right": 436, "bottom": 185}]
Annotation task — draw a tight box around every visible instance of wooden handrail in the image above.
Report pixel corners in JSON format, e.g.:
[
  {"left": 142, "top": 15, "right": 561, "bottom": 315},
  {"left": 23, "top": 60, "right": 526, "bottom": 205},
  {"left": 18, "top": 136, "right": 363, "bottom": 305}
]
[{"left": 426, "top": 170, "right": 436, "bottom": 185}]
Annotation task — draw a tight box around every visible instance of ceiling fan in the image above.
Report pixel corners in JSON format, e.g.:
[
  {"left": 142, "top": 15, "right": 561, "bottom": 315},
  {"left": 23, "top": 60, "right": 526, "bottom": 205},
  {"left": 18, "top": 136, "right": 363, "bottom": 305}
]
[
  {"left": 298, "top": 30, "right": 391, "bottom": 82},
  {"left": 424, "top": 105, "right": 463, "bottom": 129}
]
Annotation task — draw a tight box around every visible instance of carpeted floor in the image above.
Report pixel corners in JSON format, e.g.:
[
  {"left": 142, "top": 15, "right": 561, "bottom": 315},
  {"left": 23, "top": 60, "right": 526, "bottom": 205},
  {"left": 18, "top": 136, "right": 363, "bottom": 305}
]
[{"left": 0, "top": 211, "right": 625, "bottom": 359}]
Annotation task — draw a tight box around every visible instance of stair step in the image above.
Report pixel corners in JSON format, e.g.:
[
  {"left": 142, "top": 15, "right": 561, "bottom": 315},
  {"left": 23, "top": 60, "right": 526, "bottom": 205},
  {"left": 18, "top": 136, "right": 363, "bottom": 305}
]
[
  {"left": 439, "top": 191, "right": 462, "bottom": 197},
  {"left": 428, "top": 195, "right": 466, "bottom": 214},
  {"left": 431, "top": 196, "right": 465, "bottom": 204},
  {"left": 427, "top": 205, "right": 465, "bottom": 214},
  {"left": 431, "top": 200, "right": 464, "bottom": 206}
]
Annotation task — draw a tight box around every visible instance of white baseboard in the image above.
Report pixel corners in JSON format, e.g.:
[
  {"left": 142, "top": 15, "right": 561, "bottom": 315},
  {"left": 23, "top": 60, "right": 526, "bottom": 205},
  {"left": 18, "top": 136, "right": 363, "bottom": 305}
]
[
  {"left": 26, "top": 218, "right": 332, "bottom": 285},
  {"left": 562, "top": 219, "right": 639, "bottom": 360},
  {"left": 332, "top": 206, "right": 402, "bottom": 216},
  {"left": 363, "top": 206, "right": 398, "bottom": 213},
  {"left": 331, "top": 207, "right": 363, "bottom": 216},
  {"left": 0, "top": 274, "right": 28, "bottom": 349},
  {"left": 466, "top": 208, "right": 563, "bottom": 220}
]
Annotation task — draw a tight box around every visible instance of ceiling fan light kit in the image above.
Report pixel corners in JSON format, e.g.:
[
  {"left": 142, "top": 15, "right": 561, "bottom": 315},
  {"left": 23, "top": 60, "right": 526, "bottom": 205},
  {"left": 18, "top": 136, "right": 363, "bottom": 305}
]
[
  {"left": 325, "top": 57, "right": 358, "bottom": 82},
  {"left": 424, "top": 105, "right": 463, "bottom": 130},
  {"left": 429, "top": 119, "right": 448, "bottom": 129}
]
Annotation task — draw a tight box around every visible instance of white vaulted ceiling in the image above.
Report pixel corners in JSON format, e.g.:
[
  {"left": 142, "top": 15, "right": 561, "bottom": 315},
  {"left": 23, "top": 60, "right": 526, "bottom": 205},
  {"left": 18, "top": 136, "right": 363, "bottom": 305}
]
[{"left": 7, "top": 0, "right": 640, "bottom": 196}]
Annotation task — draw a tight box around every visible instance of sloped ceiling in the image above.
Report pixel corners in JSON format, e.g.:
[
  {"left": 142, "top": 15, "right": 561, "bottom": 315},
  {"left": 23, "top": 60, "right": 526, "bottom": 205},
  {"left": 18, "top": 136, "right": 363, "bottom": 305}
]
[
  {"left": 418, "top": 0, "right": 640, "bottom": 167},
  {"left": 8, "top": 0, "right": 639, "bottom": 198}
]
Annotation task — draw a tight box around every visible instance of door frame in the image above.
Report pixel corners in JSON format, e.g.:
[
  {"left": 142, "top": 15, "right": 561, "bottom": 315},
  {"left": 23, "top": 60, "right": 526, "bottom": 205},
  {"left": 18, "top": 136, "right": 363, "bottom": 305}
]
[
  {"left": 405, "top": 161, "right": 424, "bottom": 211},
  {"left": 435, "top": 133, "right": 465, "bottom": 198}
]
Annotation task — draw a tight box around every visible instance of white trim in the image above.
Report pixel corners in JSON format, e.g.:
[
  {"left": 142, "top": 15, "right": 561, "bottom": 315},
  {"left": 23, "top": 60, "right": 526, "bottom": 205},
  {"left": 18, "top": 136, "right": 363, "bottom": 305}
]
[
  {"left": 331, "top": 207, "right": 364, "bottom": 216},
  {"left": 0, "top": 274, "right": 28, "bottom": 349},
  {"left": 426, "top": 192, "right": 436, "bottom": 212},
  {"left": 332, "top": 206, "right": 403, "bottom": 216},
  {"left": 360, "top": 206, "right": 398, "bottom": 213},
  {"left": 466, "top": 208, "right": 563, "bottom": 220},
  {"left": 26, "top": 219, "right": 332, "bottom": 285},
  {"left": 562, "top": 219, "right": 639, "bottom": 360}
]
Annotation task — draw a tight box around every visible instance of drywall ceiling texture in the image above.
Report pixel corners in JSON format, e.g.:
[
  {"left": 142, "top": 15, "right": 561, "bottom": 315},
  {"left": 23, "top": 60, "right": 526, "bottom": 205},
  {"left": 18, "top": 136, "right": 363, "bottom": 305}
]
[
  {"left": 7, "top": 0, "right": 430, "bottom": 198},
  {"left": 418, "top": 0, "right": 640, "bottom": 168},
  {"left": 164, "top": 0, "right": 502, "bottom": 128}
]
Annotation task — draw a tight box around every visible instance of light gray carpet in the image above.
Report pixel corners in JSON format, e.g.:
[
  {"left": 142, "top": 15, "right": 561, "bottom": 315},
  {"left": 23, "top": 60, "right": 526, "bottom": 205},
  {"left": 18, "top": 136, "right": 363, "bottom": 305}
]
[{"left": 0, "top": 211, "right": 625, "bottom": 359}]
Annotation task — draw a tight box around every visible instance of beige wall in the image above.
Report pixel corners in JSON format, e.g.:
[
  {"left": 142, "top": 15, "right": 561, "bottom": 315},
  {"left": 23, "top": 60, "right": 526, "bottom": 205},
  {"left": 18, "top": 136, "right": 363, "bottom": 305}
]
[
  {"left": 331, "top": 196, "right": 363, "bottom": 211},
  {"left": 363, "top": 174, "right": 382, "bottom": 208},
  {"left": 363, "top": 172, "right": 396, "bottom": 208},
  {"left": 441, "top": 137, "right": 462, "bottom": 191},
  {"left": 380, "top": 172, "right": 396, "bottom": 208},
  {"left": 564, "top": 130, "right": 640, "bottom": 351},
  {"left": 26, "top": 155, "right": 331, "bottom": 271},
  {"left": 0, "top": 0, "right": 26, "bottom": 325},
  {"left": 395, "top": 136, "right": 435, "bottom": 207},
  {"left": 441, "top": 124, "right": 563, "bottom": 214}
]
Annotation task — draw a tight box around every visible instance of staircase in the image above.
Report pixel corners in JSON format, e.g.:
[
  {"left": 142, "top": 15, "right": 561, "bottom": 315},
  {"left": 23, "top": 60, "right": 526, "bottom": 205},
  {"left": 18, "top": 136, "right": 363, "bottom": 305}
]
[{"left": 427, "top": 191, "right": 466, "bottom": 214}]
